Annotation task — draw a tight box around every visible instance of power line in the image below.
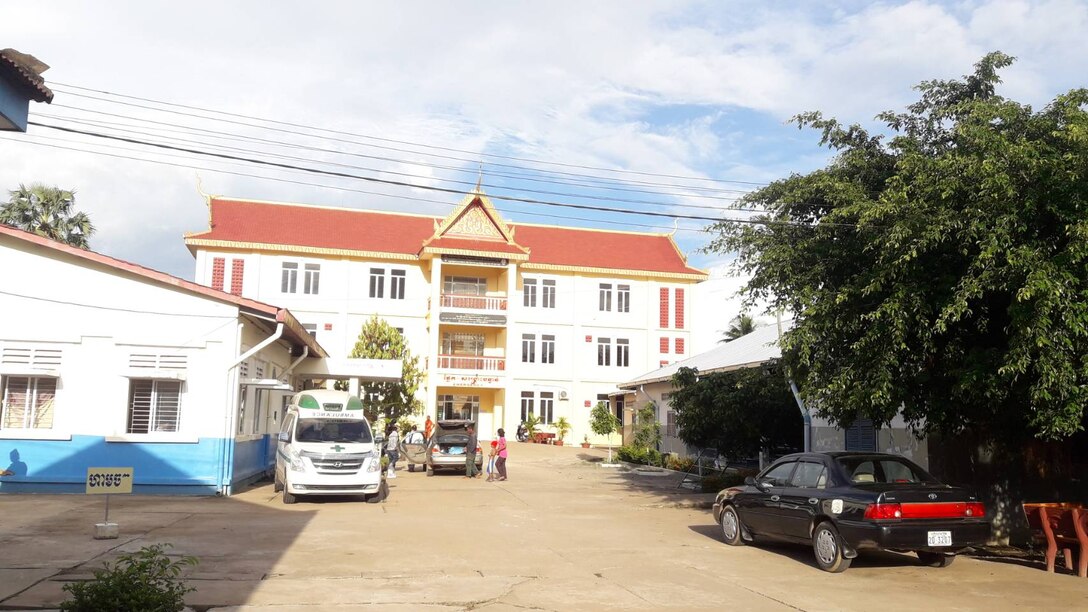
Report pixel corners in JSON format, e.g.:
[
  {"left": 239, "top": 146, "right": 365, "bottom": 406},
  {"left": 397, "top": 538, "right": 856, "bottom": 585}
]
[
  {"left": 49, "top": 82, "right": 772, "bottom": 188},
  {"left": 33, "top": 111, "right": 757, "bottom": 214},
  {"left": 29, "top": 120, "right": 796, "bottom": 226},
  {"left": 38, "top": 108, "right": 753, "bottom": 200},
  {"left": 43, "top": 102, "right": 755, "bottom": 199},
  {"left": 1, "top": 134, "right": 716, "bottom": 233}
]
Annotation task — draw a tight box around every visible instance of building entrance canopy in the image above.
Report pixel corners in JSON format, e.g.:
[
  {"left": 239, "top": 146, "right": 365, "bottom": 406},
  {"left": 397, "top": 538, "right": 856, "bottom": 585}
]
[{"left": 293, "top": 358, "right": 402, "bottom": 383}]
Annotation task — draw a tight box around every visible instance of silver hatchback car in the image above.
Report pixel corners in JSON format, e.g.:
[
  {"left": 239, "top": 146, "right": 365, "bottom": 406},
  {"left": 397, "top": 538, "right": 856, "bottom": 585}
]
[{"left": 400, "top": 420, "right": 483, "bottom": 476}]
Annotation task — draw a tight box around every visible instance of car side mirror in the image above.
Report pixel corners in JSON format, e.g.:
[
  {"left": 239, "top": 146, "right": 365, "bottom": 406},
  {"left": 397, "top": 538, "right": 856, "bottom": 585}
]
[
  {"left": 278, "top": 432, "right": 290, "bottom": 442},
  {"left": 744, "top": 476, "right": 757, "bottom": 486}
]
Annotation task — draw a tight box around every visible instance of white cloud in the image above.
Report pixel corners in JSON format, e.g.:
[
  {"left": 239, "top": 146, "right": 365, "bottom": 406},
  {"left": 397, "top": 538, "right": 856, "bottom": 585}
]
[{"left": 1, "top": 0, "right": 1082, "bottom": 284}]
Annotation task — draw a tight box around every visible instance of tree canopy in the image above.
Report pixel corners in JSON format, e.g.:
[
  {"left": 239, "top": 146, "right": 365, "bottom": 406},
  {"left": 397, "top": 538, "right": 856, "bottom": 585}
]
[
  {"left": 1, "top": 184, "right": 94, "bottom": 248},
  {"left": 349, "top": 315, "right": 425, "bottom": 421},
  {"left": 706, "top": 52, "right": 1088, "bottom": 443},
  {"left": 721, "top": 313, "right": 757, "bottom": 343},
  {"left": 670, "top": 366, "right": 801, "bottom": 458}
]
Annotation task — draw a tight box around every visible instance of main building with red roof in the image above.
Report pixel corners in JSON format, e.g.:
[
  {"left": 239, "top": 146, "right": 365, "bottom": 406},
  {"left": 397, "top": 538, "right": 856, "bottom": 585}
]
[{"left": 185, "top": 189, "right": 707, "bottom": 443}]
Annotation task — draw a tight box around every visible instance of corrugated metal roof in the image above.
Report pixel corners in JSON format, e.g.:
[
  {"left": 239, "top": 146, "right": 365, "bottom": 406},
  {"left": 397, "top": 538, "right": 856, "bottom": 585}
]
[{"left": 621, "top": 321, "right": 791, "bottom": 387}]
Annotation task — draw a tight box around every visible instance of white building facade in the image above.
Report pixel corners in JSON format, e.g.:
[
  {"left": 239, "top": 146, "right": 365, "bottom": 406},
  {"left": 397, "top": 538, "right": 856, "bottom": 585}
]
[
  {"left": 184, "top": 191, "right": 707, "bottom": 444},
  {"left": 0, "top": 224, "right": 399, "bottom": 495}
]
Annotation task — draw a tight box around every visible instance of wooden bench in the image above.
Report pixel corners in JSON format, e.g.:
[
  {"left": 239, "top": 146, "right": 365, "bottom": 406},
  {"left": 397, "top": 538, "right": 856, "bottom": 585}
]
[
  {"left": 532, "top": 432, "right": 556, "bottom": 444},
  {"left": 1023, "top": 503, "right": 1088, "bottom": 577}
]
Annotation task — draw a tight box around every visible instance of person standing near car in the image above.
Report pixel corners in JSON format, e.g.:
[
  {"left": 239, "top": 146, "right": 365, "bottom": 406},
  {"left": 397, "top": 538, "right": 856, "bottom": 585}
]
[
  {"left": 424, "top": 416, "right": 434, "bottom": 441},
  {"left": 495, "top": 428, "right": 508, "bottom": 481},
  {"left": 465, "top": 424, "right": 480, "bottom": 478},
  {"left": 385, "top": 424, "right": 400, "bottom": 479}
]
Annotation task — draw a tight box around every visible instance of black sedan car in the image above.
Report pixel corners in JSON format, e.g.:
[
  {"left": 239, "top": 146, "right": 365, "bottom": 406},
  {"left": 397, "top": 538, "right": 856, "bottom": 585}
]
[{"left": 712, "top": 452, "right": 990, "bottom": 572}]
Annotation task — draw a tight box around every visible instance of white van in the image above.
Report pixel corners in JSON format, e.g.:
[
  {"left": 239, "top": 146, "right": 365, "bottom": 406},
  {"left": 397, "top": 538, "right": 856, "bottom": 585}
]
[{"left": 274, "top": 389, "right": 386, "bottom": 504}]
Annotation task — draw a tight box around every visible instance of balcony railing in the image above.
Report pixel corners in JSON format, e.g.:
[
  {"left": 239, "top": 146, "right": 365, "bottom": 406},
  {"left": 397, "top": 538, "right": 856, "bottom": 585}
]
[
  {"left": 440, "top": 294, "right": 507, "bottom": 311},
  {"left": 437, "top": 355, "right": 506, "bottom": 371}
]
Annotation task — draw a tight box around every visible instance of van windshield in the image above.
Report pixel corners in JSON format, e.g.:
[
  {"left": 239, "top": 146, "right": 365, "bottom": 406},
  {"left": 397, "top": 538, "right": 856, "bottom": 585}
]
[{"left": 295, "top": 418, "right": 373, "bottom": 444}]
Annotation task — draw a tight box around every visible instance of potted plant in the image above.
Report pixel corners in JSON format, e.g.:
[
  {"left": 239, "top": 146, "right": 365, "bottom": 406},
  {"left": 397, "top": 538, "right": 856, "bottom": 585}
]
[
  {"left": 554, "top": 416, "right": 572, "bottom": 446},
  {"left": 524, "top": 414, "right": 540, "bottom": 442},
  {"left": 581, "top": 434, "right": 591, "bottom": 449}
]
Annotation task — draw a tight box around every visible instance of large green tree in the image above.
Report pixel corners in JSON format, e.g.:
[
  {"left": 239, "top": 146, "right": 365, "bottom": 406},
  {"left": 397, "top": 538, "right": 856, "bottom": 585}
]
[
  {"left": 707, "top": 53, "right": 1088, "bottom": 443},
  {"left": 1, "top": 183, "right": 94, "bottom": 248},
  {"left": 670, "top": 366, "right": 801, "bottom": 458},
  {"left": 349, "top": 315, "right": 425, "bottom": 421}
]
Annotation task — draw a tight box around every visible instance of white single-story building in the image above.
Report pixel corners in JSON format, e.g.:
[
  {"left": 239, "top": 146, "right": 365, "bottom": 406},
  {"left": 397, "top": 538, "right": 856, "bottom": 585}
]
[
  {"left": 0, "top": 225, "right": 399, "bottom": 495},
  {"left": 618, "top": 322, "right": 929, "bottom": 468}
]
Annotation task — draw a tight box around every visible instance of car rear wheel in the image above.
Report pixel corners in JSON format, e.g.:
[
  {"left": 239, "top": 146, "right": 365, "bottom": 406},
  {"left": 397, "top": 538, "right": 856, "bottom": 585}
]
[
  {"left": 812, "top": 522, "right": 851, "bottom": 573},
  {"left": 917, "top": 551, "right": 955, "bottom": 567},
  {"left": 719, "top": 505, "right": 746, "bottom": 546}
]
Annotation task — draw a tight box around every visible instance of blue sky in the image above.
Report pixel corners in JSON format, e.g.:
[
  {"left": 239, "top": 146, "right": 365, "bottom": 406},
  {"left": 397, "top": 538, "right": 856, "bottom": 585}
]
[{"left": 2, "top": 1, "right": 1085, "bottom": 349}]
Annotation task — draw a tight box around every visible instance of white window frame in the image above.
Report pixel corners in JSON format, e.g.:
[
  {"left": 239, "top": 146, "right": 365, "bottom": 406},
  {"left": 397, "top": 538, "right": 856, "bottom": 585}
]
[
  {"left": 599, "top": 283, "right": 612, "bottom": 312},
  {"left": 127, "top": 379, "right": 182, "bottom": 434},
  {"left": 520, "top": 391, "right": 535, "bottom": 422},
  {"left": 616, "top": 338, "right": 630, "bottom": 367},
  {"left": 523, "top": 278, "right": 538, "bottom": 307},
  {"left": 369, "top": 268, "right": 385, "bottom": 298},
  {"left": 617, "top": 284, "right": 631, "bottom": 313},
  {"left": 281, "top": 262, "right": 298, "bottom": 293},
  {"left": 390, "top": 269, "right": 406, "bottom": 300},
  {"left": 597, "top": 337, "right": 611, "bottom": 366},
  {"left": 303, "top": 263, "right": 321, "bottom": 295},
  {"left": 539, "top": 392, "right": 555, "bottom": 424},
  {"left": 521, "top": 334, "right": 536, "bottom": 363},
  {"left": 542, "top": 279, "right": 556, "bottom": 309},
  {"left": 541, "top": 335, "right": 555, "bottom": 364},
  {"left": 1, "top": 375, "right": 56, "bottom": 430}
]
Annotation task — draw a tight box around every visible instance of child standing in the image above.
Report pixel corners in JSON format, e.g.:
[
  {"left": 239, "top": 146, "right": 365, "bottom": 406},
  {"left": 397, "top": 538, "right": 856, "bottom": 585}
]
[{"left": 486, "top": 440, "right": 498, "bottom": 481}]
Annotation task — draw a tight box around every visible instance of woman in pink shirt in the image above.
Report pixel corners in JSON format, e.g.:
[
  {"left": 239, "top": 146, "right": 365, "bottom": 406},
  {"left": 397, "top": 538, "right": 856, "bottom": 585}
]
[{"left": 495, "top": 428, "right": 508, "bottom": 481}]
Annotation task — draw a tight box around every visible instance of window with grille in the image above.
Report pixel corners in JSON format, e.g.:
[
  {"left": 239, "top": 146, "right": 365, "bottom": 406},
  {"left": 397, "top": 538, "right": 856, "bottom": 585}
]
[
  {"left": 281, "top": 262, "right": 298, "bottom": 293},
  {"left": 523, "top": 278, "right": 537, "bottom": 307},
  {"left": 442, "top": 333, "right": 484, "bottom": 356},
  {"left": 303, "top": 264, "right": 321, "bottom": 295},
  {"left": 390, "top": 270, "right": 406, "bottom": 300},
  {"left": 437, "top": 394, "right": 479, "bottom": 421},
  {"left": 666, "top": 410, "right": 677, "bottom": 437},
  {"left": 127, "top": 379, "right": 182, "bottom": 434},
  {"left": 443, "top": 276, "right": 487, "bottom": 296},
  {"left": 1, "top": 376, "right": 56, "bottom": 429}
]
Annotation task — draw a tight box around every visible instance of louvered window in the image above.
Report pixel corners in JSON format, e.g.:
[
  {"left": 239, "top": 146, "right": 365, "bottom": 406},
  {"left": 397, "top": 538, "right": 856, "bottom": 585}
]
[
  {"left": 1, "top": 376, "right": 56, "bottom": 429},
  {"left": 127, "top": 379, "right": 182, "bottom": 434},
  {"left": 129, "top": 353, "right": 187, "bottom": 370},
  {"left": 2, "top": 346, "right": 62, "bottom": 368}
]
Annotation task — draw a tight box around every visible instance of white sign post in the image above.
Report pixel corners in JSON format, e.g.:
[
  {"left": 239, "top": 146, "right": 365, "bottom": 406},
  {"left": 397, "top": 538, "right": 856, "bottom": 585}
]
[{"left": 85, "top": 467, "right": 133, "bottom": 539}]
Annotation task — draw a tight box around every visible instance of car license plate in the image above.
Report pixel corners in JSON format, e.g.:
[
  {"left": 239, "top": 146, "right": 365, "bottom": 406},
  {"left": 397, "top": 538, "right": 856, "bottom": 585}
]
[
  {"left": 450, "top": 447, "right": 464, "bottom": 455},
  {"left": 927, "top": 531, "right": 952, "bottom": 547}
]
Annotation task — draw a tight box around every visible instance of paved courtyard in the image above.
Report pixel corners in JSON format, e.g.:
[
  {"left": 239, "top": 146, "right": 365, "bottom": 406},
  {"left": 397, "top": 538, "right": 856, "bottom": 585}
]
[{"left": 2, "top": 442, "right": 1087, "bottom": 611}]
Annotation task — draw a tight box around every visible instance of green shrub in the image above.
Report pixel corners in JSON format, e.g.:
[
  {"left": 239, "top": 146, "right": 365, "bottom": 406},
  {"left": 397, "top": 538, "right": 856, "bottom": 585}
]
[
  {"left": 61, "top": 543, "right": 197, "bottom": 612},
  {"left": 700, "top": 468, "right": 759, "bottom": 493},
  {"left": 616, "top": 445, "right": 663, "bottom": 467}
]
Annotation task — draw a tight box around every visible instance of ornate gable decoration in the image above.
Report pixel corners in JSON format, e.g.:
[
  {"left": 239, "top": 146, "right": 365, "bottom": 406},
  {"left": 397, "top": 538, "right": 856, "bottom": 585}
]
[
  {"left": 446, "top": 204, "right": 504, "bottom": 240},
  {"left": 421, "top": 189, "right": 526, "bottom": 253}
]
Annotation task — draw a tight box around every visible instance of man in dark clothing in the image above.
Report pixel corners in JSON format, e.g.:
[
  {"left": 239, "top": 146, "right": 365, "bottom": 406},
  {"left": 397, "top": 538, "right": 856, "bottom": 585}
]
[{"left": 465, "top": 424, "right": 480, "bottom": 478}]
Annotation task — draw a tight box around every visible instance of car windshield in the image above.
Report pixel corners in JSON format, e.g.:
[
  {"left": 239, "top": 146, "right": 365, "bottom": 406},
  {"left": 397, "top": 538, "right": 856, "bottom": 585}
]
[
  {"left": 295, "top": 418, "right": 373, "bottom": 444},
  {"left": 836, "top": 456, "right": 937, "bottom": 485}
]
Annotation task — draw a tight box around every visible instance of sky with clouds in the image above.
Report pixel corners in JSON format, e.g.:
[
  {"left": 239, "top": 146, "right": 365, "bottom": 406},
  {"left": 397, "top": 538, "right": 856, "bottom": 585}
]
[{"left": 2, "top": 0, "right": 1086, "bottom": 352}]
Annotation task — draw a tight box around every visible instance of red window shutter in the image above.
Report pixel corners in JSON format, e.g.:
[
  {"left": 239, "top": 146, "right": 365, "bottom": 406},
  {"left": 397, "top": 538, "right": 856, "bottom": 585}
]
[
  {"left": 675, "top": 338, "right": 685, "bottom": 355},
  {"left": 211, "top": 257, "right": 225, "bottom": 291},
  {"left": 659, "top": 337, "right": 669, "bottom": 353},
  {"left": 659, "top": 288, "right": 670, "bottom": 328},
  {"left": 659, "top": 360, "right": 669, "bottom": 367},
  {"left": 674, "top": 288, "right": 685, "bottom": 329},
  {"left": 230, "top": 259, "right": 245, "bottom": 296}
]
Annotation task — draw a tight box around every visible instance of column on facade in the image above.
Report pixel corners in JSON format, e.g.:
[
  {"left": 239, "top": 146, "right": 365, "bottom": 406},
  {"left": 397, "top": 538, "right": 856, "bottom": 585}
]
[{"left": 426, "top": 257, "right": 443, "bottom": 420}]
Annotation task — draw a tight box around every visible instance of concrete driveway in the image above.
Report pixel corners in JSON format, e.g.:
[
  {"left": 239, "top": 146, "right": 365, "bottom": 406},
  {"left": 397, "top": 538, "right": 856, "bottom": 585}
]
[{"left": 2, "top": 442, "right": 1087, "bottom": 611}]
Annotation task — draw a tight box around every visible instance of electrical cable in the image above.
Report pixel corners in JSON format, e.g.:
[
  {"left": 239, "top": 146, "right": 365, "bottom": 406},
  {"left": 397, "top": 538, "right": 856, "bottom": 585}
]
[{"left": 49, "top": 82, "right": 771, "bottom": 187}]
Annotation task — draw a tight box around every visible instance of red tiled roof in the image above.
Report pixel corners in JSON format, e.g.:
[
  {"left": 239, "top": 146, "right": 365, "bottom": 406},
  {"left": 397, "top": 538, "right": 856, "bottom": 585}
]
[
  {"left": 187, "top": 197, "right": 706, "bottom": 278},
  {"left": 1, "top": 224, "right": 326, "bottom": 357}
]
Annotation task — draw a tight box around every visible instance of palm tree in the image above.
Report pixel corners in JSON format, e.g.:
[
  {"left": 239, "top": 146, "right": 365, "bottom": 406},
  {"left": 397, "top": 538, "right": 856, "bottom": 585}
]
[
  {"left": 1, "top": 183, "right": 94, "bottom": 248},
  {"left": 721, "top": 314, "right": 757, "bottom": 342}
]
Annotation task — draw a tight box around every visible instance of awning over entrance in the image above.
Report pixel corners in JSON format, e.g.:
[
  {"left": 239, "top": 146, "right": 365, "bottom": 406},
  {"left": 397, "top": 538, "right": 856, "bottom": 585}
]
[{"left": 293, "top": 358, "right": 402, "bottom": 382}]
